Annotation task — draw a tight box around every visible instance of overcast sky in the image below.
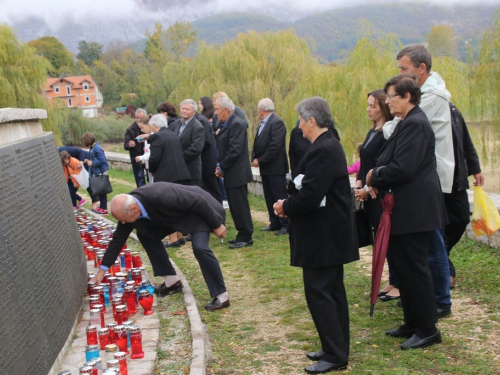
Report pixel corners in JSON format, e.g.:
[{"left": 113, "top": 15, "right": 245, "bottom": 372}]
[{"left": 1, "top": 0, "right": 499, "bottom": 24}]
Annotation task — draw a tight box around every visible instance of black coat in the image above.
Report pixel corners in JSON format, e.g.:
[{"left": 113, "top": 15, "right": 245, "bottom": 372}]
[
  {"left": 358, "top": 129, "right": 386, "bottom": 185},
  {"left": 251, "top": 113, "right": 289, "bottom": 176},
  {"left": 101, "top": 182, "right": 226, "bottom": 268},
  {"left": 283, "top": 131, "right": 359, "bottom": 268},
  {"left": 195, "top": 113, "right": 218, "bottom": 178},
  {"left": 371, "top": 106, "right": 445, "bottom": 236},
  {"left": 124, "top": 122, "right": 145, "bottom": 166},
  {"left": 169, "top": 117, "right": 205, "bottom": 181},
  {"left": 216, "top": 113, "right": 253, "bottom": 188},
  {"left": 148, "top": 128, "right": 191, "bottom": 183},
  {"left": 449, "top": 103, "right": 481, "bottom": 191}
]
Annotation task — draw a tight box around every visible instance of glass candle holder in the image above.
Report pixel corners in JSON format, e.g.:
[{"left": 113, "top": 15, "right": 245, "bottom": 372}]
[
  {"left": 93, "top": 304, "right": 105, "bottom": 328},
  {"left": 85, "top": 344, "right": 99, "bottom": 362},
  {"left": 122, "top": 321, "right": 132, "bottom": 348},
  {"left": 103, "top": 344, "right": 118, "bottom": 366},
  {"left": 79, "top": 366, "right": 93, "bottom": 375},
  {"left": 123, "top": 249, "right": 132, "bottom": 270},
  {"left": 89, "top": 295, "right": 100, "bottom": 311},
  {"left": 131, "top": 269, "right": 142, "bottom": 286},
  {"left": 111, "top": 296, "right": 123, "bottom": 315},
  {"left": 97, "top": 253, "right": 104, "bottom": 269},
  {"left": 87, "top": 281, "right": 97, "bottom": 296},
  {"left": 58, "top": 370, "right": 72, "bottom": 375},
  {"left": 98, "top": 327, "right": 111, "bottom": 350},
  {"left": 114, "top": 352, "right": 128, "bottom": 375},
  {"left": 82, "top": 361, "right": 97, "bottom": 375},
  {"left": 101, "top": 283, "right": 111, "bottom": 306},
  {"left": 92, "top": 286, "right": 106, "bottom": 313},
  {"left": 119, "top": 252, "right": 126, "bottom": 268},
  {"left": 131, "top": 252, "right": 142, "bottom": 268},
  {"left": 106, "top": 322, "right": 117, "bottom": 344},
  {"left": 138, "top": 289, "right": 154, "bottom": 315},
  {"left": 111, "top": 260, "right": 121, "bottom": 276},
  {"left": 86, "top": 325, "right": 98, "bottom": 346},
  {"left": 123, "top": 286, "right": 137, "bottom": 315},
  {"left": 114, "top": 305, "right": 129, "bottom": 325},
  {"left": 113, "top": 326, "right": 129, "bottom": 354},
  {"left": 89, "top": 309, "right": 101, "bottom": 327},
  {"left": 106, "top": 359, "right": 120, "bottom": 371},
  {"left": 129, "top": 326, "right": 144, "bottom": 359}
]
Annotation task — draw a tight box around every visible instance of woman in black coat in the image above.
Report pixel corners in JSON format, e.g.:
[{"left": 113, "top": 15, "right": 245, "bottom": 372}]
[
  {"left": 274, "top": 97, "right": 358, "bottom": 374},
  {"left": 367, "top": 74, "right": 445, "bottom": 350}
]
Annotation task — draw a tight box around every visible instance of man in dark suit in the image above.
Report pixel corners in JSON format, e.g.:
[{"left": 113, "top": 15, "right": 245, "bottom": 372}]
[
  {"left": 252, "top": 98, "right": 289, "bottom": 235},
  {"left": 169, "top": 99, "right": 205, "bottom": 187},
  {"left": 195, "top": 111, "right": 222, "bottom": 203},
  {"left": 124, "top": 108, "right": 147, "bottom": 187},
  {"left": 214, "top": 97, "right": 254, "bottom": 249},
  {"left": 92, "top": 182, "right": 230, "bottom": 311}
]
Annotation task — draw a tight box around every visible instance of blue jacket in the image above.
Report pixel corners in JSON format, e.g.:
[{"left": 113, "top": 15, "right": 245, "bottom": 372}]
[{"left": 89, "top": 142, "right": 109, "bottom": 177}]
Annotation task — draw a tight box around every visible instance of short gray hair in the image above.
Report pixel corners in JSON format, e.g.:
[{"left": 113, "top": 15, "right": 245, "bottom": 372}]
[
  {"left": 180, "top": 99, "right": 198, "bottom": 112},
  {"left": 135, "top": 108, "right": 147, "bottom": 117},
  {"left": 149, "top": 114, "right": 168, "bottom": 128},
  {"left": 110, "top": 194, "right": 135, "bottom": 216},
  {"left": 258, "top": 98, "right": 275, "bottom": 112},
  {"left": 296, "top": 96, "right": 331, "bottom": 128},
  {"left": 397, "top": 43, "right": 432, "bottom": 73},
  {"left": 215, "top": 97, "right": 235, "bottom": 112}
]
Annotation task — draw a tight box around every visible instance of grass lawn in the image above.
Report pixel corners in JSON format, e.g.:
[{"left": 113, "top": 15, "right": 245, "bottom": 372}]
[{"left": 96, "top": 168, "right": 500, "bottom": 374}]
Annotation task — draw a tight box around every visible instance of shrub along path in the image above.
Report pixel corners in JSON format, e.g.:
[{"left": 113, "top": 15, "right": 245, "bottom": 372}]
[{"left": 88, "top": 170, "right": 500, "bottom": 374}]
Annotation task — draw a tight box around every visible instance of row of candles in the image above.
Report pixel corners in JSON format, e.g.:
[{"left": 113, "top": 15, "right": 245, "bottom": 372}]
[{"left": 57, "top": 211, "right": 157, "bottom": 375}]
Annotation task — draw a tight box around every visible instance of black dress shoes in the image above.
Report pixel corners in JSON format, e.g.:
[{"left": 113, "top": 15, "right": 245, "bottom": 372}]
[
  {"left": 379, "top": 294, "right": 400, "bottom": 302},
  {"left": 306, "top": 350, "right": 325, "bottom": 361},
  {"left": 229, "top": 240, "right": 253, "bottom": 249},
  {"left": 305, "top": 359, "right": 348, "bottom": 373},
  {"left": 205, "top": 297, "right": 230, "bottom": 311},
  {"left": 154, "top": 280, "right": 183, "bottom": 297},
  {"left": 275, "top": 228, "right": 289, "bottom": 235},
  {"left": 437, "top": 306, "right": 451, "bottom": 319},
  {"left": 164, "top": 238, "right": 186, "bottom": 248},
  {"left": 385, "top": 326, "right": 418, "bottom": 338},
  {"left": 400, "top": 330, "right": 442, "bottom": 350},
  {"left": 261, "top": 226, "right": 277, "bottom": 232}
]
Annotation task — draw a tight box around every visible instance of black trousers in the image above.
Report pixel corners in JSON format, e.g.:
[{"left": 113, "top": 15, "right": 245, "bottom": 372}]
[
  {"left": 303, "top": 265, "right": 349, "bottom": 364},
  {"left": 225, "top": 184, "right": 254, "bottom": 242},
  {"left": 67, "top": 181, "right": 82, "bottom": 206},
  {"left": 389, "top": 232, "right": 437, "bottom": 328},
  {"left": 137, "top": 230, "right": 226, "bottom": 297},
  {"left": 444, "top": 189, "right": 470, "bottom": 277},
  {"left": 261, "top": 174, "right": 289, "bottom": 229},
  {"left": 132, "top": 164, "right": 146, "bottom": 187},
  {"left": 202, "top": 174, "right": 223, "bottom": 203}
]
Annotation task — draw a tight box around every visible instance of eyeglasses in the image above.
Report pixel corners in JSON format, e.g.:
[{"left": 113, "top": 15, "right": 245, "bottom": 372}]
[{"left": 386, "top": 93, "right": 400, "bottom": 100}]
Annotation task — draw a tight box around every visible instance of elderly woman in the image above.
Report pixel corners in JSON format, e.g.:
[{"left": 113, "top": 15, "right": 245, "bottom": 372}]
[
  {"left": 274, "top": 97, "right": 359, "bottom": 374},
  {"left": 82, "top": 132, "right": 109, "bottom": 215},
  {"left": 367, "top": 74, "right": 445, "bottom": 350}
]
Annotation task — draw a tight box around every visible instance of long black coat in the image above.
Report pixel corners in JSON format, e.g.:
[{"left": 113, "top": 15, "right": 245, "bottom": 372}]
[
  {"left": 283, "top": 131, "right": 359, "bottom": 268},
  {"left": 124, "top": 122, "right": 145, "bottom": 166},
  {"left": 216, "top": 114, "right": 253, "bottom": 188},
  {"left": 101, "top": 182, "right": 226, "bottom": 268},
  {"left": 169, "top": 117, "right": 205, "bottom": 181},
  {"left": 371, "top": 106, "right": 445, "bottom": 236},
  {"left": 195, "top": 113, "right": 218, "bottom": 178},
  {"left": 148, "top": 128, "right": 191, "bottom": 183},
  {"left": 251, "top": 113, "right": 289, "bottom": 176}
]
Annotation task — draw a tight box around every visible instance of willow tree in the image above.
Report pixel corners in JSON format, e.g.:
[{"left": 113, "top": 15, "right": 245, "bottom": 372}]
[{"left": 0, "top": 25, "right": 61, "bottom": 142}]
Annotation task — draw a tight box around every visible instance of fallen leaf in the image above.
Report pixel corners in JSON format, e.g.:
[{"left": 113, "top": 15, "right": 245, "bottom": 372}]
[
  {"left": 275, "top": 320, "right": 280, "bottom": 325},
  {"left": 172, "top": 310, "right": 187, "bottom": 316},
  {"left": 372, "top": 344, "right": 378, "bottom": 348}
]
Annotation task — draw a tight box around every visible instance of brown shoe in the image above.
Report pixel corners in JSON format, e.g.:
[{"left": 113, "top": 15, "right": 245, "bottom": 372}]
[
  {"left": 450, "top": 276, "right": 455, "bottom": 289},
  {"left": 155, "top": 280, "right": 183, "bottom": 297}
]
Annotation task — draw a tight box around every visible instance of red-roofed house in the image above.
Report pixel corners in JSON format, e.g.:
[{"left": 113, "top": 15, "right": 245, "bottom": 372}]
[{"left": 42, "top": 75, "right": 103, "bottom": 118}]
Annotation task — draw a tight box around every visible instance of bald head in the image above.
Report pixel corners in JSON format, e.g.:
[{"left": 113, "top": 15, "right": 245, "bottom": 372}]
[{"left": 110, "top": 194, "right": 141, "bottom": 224}]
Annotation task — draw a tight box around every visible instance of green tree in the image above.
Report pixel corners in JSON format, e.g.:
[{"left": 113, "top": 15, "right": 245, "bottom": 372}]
[
  {"left": 144, "top": 23, "right": 170, "bottom": 64},
  {"left": 427, "top": 25, "right": 458, "bottom": 58},
  {"left": 27, "top": 36, "right": 74, "bottom": 76},
  {"left": 166, "top": 21, "right": 198, "bottom": 61},
  {"left": 0, "top": 25, "right": 61, "bottom": 142},
  {"left": 77, "top": 40, "right": 103, "bottom": 67}
]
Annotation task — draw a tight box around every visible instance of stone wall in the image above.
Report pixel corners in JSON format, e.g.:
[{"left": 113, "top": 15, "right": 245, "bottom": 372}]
[{"left": 0, "top": 108, "right": 87, "bottom": 375}]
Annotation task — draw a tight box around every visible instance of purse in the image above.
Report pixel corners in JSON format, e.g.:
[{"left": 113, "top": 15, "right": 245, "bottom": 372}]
[
  {"left": 88, "top": 167, "right": 113, "bottom": 196},
  {"left": 353, "top": 193, "right": 374, "bottom": 248}
]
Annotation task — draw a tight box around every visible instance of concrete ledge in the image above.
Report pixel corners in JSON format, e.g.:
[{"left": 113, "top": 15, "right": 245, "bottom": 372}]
[
  {"left": 0, "top": 108, "right": 47, "bottom": 123},
  {"left": 0, "top": 108, "right": 46, "bottom": 145}
]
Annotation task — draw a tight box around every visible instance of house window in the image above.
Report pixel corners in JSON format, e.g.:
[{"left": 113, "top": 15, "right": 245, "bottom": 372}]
[
  {"left": 68, "top": 98, "right": 73, "bottom": 107},
  {"left": 66, "top": 86, "right": 71, "bottom": 95},
  {"left": 83, "top": 83, "right": 89, "bottom": 90},
  {"left": 55, "top": 86, "right": 60, "bottom": 93},
  {"left": 85, "top": 96, "right": 90, "bottom": 102}
]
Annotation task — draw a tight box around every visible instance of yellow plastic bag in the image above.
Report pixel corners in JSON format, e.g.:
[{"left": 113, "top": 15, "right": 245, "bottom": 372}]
[{"left": 471, "top": 186, "right": 500, "bottom": 236}]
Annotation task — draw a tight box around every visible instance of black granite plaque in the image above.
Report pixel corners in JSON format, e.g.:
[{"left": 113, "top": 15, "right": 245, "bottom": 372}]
[{"left": 0, "top": 133, "right": 86, "bottom": 375}]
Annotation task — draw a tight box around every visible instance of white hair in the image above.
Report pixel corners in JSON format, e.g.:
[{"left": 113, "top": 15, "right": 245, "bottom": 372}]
[
  {"left": 215, "top": 97, "right": 235, "bottom": 112},
  {"left": 135, "top": 108, "right": 147, "bottom": 117},
  {"left": 180, "top": 99, "right": 198, "bottom": 112},
  {"left": 110, "top": 194, "right": 136, "bottom": 216},
  {"left": 149, "top": 114, "right": 168, "bottom": 128},
  {"left": 258, "top": 98, "right": 275, "bottom": 111}
]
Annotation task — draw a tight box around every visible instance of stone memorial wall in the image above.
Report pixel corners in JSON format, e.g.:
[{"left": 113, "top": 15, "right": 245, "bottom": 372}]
[{"left": 0, "top": 109, "right": 87, "bottom": 374}]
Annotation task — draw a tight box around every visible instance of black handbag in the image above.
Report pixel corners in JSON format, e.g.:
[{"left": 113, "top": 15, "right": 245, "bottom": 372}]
[
  {"left": 353, "top": 193, "right": 374, "bottom": 248},
  {"left": 88, "top": 167, "right": 113, "bottom": 196}
]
